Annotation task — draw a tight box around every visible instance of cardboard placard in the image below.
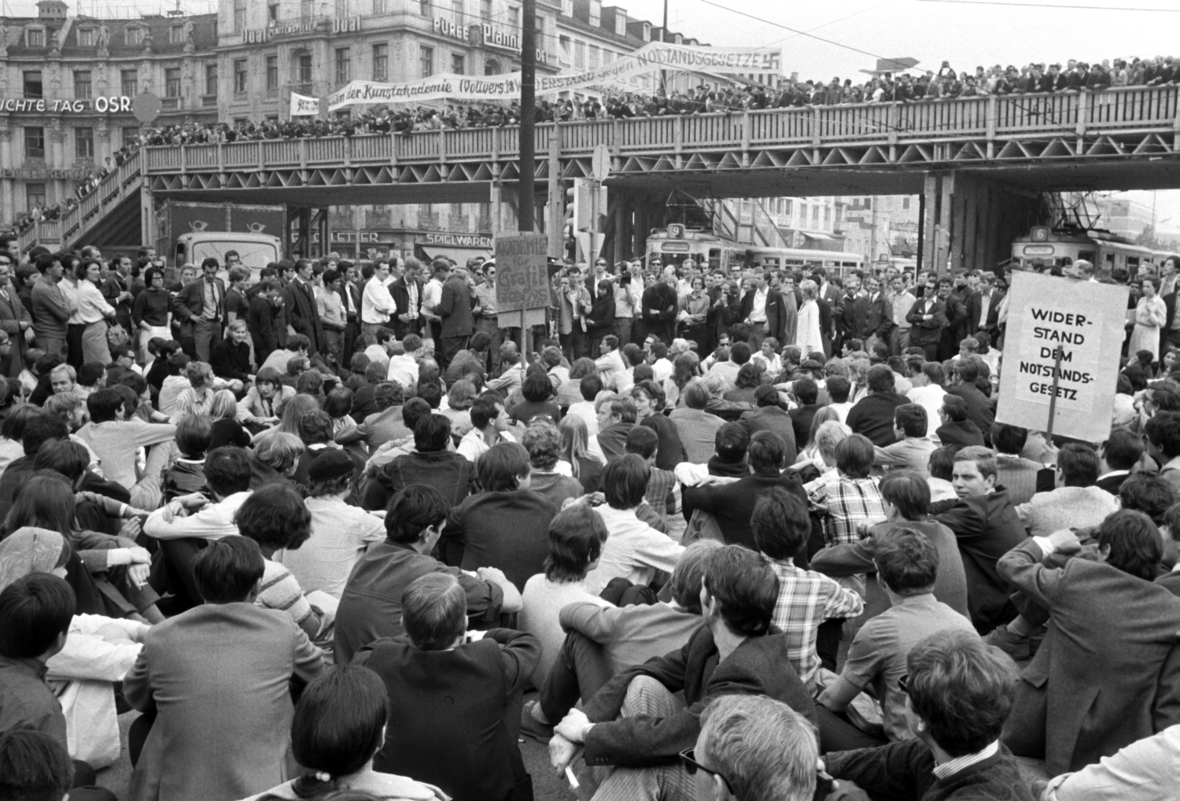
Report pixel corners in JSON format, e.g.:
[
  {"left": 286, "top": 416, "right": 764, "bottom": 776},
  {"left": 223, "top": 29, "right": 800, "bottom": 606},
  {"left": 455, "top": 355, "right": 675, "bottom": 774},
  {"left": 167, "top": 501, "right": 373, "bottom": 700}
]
[
  {"left": 495, "top": 233, "right": 549, "bottom": 314},
  {"left": 995, "top": 271, "right": 1129, "bottom": 442}
]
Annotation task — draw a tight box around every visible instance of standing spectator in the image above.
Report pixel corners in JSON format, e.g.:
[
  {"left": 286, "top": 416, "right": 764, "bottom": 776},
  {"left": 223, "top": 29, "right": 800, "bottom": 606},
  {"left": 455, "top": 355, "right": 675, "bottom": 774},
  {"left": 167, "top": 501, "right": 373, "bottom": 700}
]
[
  {"left": 31, "top": 254, "right": 73, "bottom": 362},
  {"left": 173, "top": 257, "right": 225, "bottom": 362},
  {"left": 640, "top": 273, "right": 678, "bottom": 348},
  {"left": 936, "top": 277, "right": 968, "bottom": 361},
  {"left": 472, "top": 262, "right": 503, "bottom": 373},
  {"left": 316, "top": 269, "right": 347, "bottom": 366},
  {"left": 888, "top": 274, "right": 917, "bottom": 356},
  {"left": 356, "top": 573, "right": 540, "bottom": 801},
  {"left": 741, "top": 271, "right": 790, "bottom": 350},
  {"left": 282, "top": 259, "right": 325, "bottom": 358},
  {"left": 1131, "top": 277, "right": 1168, "bottom": 364},
  {"left": 906, "top": 284, "right": 948, "bottom": 361},
  {"left": 438, "top": 267, "right": 475, "bottom": 369},
  {"left": 360, "top": 260, "right": 397, "bottom": 343},
  {"left": 862, "top": 274, "right": 896, "bottom": 351},
  {"left": 390, "top": 257, "right": 423, "bottom": 340},
  {"left": 124, "top": 536, "right": 324, "bottom": 801},
  {"left": 967, "top": 272, "right": 1003, "bottom": 341},
  {"left": 101, "top": 254, "right": 135, "bottom": 344},
  {"left": 420, "top": 260, "right": 450, "bottom": 348},
  {"left": 0, "top": 257, "right": 32, "bottom": 379},
  {"left": 246, "top": 279, "right": 282, "bottom": 367}
]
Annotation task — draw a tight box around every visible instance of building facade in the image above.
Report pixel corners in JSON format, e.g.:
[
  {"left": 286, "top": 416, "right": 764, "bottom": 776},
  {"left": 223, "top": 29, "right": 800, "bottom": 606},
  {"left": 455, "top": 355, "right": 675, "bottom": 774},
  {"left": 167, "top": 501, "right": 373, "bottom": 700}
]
[{"left": 0, "top": 0, "right": 217, "bottom": 227}]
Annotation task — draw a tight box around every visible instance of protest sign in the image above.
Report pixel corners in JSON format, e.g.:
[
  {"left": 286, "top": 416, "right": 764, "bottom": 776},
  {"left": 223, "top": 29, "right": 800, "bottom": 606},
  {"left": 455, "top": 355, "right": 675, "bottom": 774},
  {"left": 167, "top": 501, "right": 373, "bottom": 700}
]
[
  {"left": 495, "top": 233, "right": 549, "bottom": 313},
  {"left": 995, "top": 271, "right": 1128, "bottom": 442},
  {"left": 289, "top": 92, "right": 320, "bottom": 117}
]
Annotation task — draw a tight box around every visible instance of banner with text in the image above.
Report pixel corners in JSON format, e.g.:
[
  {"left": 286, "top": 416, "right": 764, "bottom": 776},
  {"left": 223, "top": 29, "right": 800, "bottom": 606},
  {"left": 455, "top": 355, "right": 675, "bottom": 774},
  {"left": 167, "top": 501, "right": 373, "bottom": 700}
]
[
  {"left": 290, "top": 92, "right": 321, "bottom": 117},
  {"left": 327, "top": 42, "right": 781, "bottom": 109},
  {"left": 995, "top": 271, "right": 1128, "bottom": 442}
]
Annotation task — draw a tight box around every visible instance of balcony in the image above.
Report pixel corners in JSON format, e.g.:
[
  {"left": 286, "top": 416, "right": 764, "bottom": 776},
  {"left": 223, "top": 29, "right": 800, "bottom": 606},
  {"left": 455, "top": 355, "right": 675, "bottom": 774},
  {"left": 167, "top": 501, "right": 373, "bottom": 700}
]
[
  {"left": 201, "top": 95, "right": 218, "bottom": 108},
  {"left": 161, "top": 96, "right": 180, "bottom": 111}
]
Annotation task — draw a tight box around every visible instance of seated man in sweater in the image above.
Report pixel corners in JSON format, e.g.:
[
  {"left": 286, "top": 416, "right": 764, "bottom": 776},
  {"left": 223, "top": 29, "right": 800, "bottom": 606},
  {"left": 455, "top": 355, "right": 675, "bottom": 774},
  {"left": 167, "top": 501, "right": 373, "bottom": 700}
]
[
  {"left": 522, "top": 540, "right": 721, "bottom": 741},
  {"left": 823, "top": 629, "right": 1033, "bottom": 800},
  {"left": 548, "top": 545, "right": 817, "bottom": 801},
  {"left": 76, "top": 386, "right": 177, "bottom": 510}
]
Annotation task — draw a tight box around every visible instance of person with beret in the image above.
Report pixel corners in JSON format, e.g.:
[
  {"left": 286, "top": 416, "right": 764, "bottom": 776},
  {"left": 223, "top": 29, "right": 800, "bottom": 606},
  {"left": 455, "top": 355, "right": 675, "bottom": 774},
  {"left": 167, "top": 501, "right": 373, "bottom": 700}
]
[{"left": 274, "top": 449, "right": 384, "bottom": 600}]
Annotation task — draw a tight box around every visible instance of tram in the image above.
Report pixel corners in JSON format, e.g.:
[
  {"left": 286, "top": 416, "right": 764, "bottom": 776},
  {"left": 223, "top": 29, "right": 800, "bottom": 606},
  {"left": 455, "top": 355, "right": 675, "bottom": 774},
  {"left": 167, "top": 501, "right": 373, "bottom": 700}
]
[
  {"left": 645, "top": 226, "right": 865, "bottom": 279},
  {"left": 1010, "top": 226, "right": 1172, "bottom": 280}
]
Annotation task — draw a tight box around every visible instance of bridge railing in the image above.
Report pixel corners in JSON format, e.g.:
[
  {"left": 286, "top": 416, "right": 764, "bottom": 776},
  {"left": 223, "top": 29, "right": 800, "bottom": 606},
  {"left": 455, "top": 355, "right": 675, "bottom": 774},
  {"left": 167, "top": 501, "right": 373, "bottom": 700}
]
[
  {"left": 141, "top": 84, "right": 1180, "bottom": 177},
  {"left": 19, "top": 150, "right": 143, "bottom": 251}
]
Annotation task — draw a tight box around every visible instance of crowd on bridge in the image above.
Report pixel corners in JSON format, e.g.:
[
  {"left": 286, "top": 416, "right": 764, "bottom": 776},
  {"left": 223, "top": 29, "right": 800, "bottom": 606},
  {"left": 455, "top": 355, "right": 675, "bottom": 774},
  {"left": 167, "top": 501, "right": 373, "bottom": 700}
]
[{"left": 0, "top": 228, "right": 1179, "bottom": 801}]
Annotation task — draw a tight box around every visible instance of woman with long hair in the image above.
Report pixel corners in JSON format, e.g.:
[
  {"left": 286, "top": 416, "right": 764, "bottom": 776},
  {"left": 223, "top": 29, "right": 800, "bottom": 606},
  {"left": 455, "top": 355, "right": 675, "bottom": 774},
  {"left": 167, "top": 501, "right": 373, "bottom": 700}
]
[
  {"left": 246, "top": 665, "right": 445, "bottom": 800},
  {"left": 75, "top": 259, "right": 117, "bottom": 366},
  {"left": 679, "top": 275, "right": 710, "bottom": 356},
  {"left": 6, "top": 471, "right": 160, "bottom": 621},
  {"left": 558, "top": 414, "right": 602, "bottom": 493},
  {"left": 794, "top": 279, "right": 826, "bottom": 357},
  {"left": 209, "top": 388, "right": 252, "bottom": 450},
  {"left": 793, "top": 406, "right": 841, "bottom": 469},
  {"left": 252, "top": 392, "right": 321, "bottom": 446},
  {"left": 665, "top": 351, "right": 699, "bottom": 409}
]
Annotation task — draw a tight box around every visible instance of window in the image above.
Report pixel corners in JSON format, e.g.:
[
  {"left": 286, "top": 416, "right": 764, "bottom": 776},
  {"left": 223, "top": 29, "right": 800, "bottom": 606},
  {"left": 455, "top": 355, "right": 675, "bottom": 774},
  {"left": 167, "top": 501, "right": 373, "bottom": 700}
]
[
  {"left": 26, "top": 184, "right": 46, "bottom": 211},
  {"left": 125, "top": 26, "right": 144, "bottom": 46},
  {"left": 76, "top": 127, "right": 94, "bottom": 160},
  {"left": 25, "top": 127, "right": 45, "bottom": 160},
  {"left": 205, "top": 64, "right": 219, "bottom": 96},
  {"left": 480, "top": 0, "right": 491, "bottom": 19},
  {"left": 268, "top": 1, "right": 279, "bottom": 21},
  {"left": 234, "top": 0, "right": 247, "bottom": 31},
  {"left": 170, "top": 25, "right": 184, "bottom": 44},
  {"left": 73, "top": 70, "right": 91, "bottom": 100},
  {"left": 588, "top": 0, "right": 599, "bottom": 25},
  {"left": 335, "top": 47, "right": 351, "bottom": 85},
  {"left": 372, "top": 44, "right": 388, "bottom": 81},
  {"left": 420, "top": 0, "right": 429, "bottom": 14},
  {"left": 902, "top": 197, "right": 911, "bottom": 210},
  {"left": 265, "top": 56, "right": 278, "bottom": 93},
  {"left": 589, "top": 46, "right": 599, "bottom": 70},
  {"left": 574, "top": 41, "right": 584, "bottom": 70},
  {"left": 26, "top": 28, "right": 44, "bottom": 48},
  {"left": 452, "top": 0, "right": 463, "bottom": 22},
  {"left": 297, "top": 54, "right": 313, "bottom": 84},
  {"left": 301, "top": 0, "right": 313, "bottom": 19},
  {"left": 122, "top": 126, "right": 140, "bottom": 148},
  {"left": 451, "top": 53, "right": 465, "bottom": 75},
  {"left": 23, "top": 71, "right": 42, "bottom": 99},
  {"left": 77, "top": 27, "right": 95, "bottom": 46},
  {"left": 373, "top": 0, "right": 387, "bottom": 11},
  {"left": 121, "top": 70, "right": 138, "bottom": 97},
  {"left": 485, "top": 58, "right": 501, "bottom": 75},
  {"left": 419, "top": 45, "right": 434, "bottom": 78},
  {"left": 784, "top": 199, "right": 792, "bottom": 215},
  {"left": 165, "top": 68, "right": 181, "bottom": 98},
  {"left": 812, "top": 206, "right": 819, "bottom": 228},
  {"left": 233, "top": 59, "right": 247, "bottom": 95}
]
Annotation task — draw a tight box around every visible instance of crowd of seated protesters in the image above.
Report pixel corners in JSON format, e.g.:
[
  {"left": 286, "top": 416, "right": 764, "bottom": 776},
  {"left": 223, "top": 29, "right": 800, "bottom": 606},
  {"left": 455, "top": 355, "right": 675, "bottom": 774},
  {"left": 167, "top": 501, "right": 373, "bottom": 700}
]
[{"left": 2, "top": 238, "right": 1180, "bottom": 801}]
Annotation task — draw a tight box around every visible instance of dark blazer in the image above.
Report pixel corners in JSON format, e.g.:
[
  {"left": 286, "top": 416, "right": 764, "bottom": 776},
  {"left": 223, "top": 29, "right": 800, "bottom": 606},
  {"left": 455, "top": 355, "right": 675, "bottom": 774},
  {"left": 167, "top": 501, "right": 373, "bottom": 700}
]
[
  {"left": 173, "top": 277, "right": 226, "bottom": 322},
  {"left": 738, "top": 406, "right": 798, "bottom": 464},
  {"left": 838, "top": 292, "right": 869, "bottom": 341},
  {"left": 581, "top": 626, "right": 815, "bottom": 766},
  {"left": 362, "top": 450, "right": 475, "bottom": 514},
  {"left": 740, "top": 288, "right": 789, "bottom": 342},
  {"left": 906, "top": 296, "right": 948, "bottom": 348},
  {"left": 100, "top": 272, "right": 133, "bottom": 335},
  {"left": 247, "top": 294, "right": 279, "bottom": 364},
  {"left": 947, "top": 383, "right": 996, "bottom": 436},
  {"left": 863, "top": 292, "right": 896, "bottom": 341},
  {"left": 966, "top": 289, "right": 1003, "bottom": 336},
  {"left": 587, "top": 284, "right": 616, "bottom": 334},
  {"left": 282, "top": 278, "right": 325, "bottom": 356},
  {"left": 390, "top": 277, "right": 420, "bottom": 338},
  {"left": 846, "top": 392, "right": 909, "bottom": 447},
  {"left": 1095, "top": 471, "right": 1131, "bottom": 495},
  {"left": 682, "top": 472, "right": 808, "bottom": 551},
  {"left": 640, "top": 413, "right": 686, "bottom": 471},
  {"left": 930, "top": 489, "right": 1026, "bottom": 633},
  {"left": 936, "top": 419, "right": 985, "bottom": 449},
  {"left": 438, "top": 275, "right": 474, "bottom": 338},
  {"left": 999, "top": 539, "right": 1180, "bottom": 774},
  {"left": 210, "top": 339, "right": 252, "bottom": 383},
  {"left": 0, "top": 287, "right": 31, "bottom": 377},
  {"left": 442, "top": 489, "right": 557, "bottom": 590},
  {"left": 357, "top": 629, "right": 540, "bottom": 801}
]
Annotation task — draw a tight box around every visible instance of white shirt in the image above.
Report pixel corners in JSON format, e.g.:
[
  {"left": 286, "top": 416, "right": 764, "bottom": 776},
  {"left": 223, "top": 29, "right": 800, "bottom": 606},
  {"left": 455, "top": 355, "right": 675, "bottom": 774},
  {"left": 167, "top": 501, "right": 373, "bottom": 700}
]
[
  {"left": 749, "top": 287, "right": 768, "bottom": 323},
  {"left": 275, "top": 496, "right": 384, "bottom": 599},
  {"left": 361, "top": 276, "right": 397, "bottom": 324},
  {"left": 585, "top": 505, "right": 685, "bottom": 594},
  {"left": 457, "top": 428, "right": 515, "bottom": 463},
  {"left": 595, "top": 349, "right": 627, "bottom": 391},
  {"left": 907, "top": 384, "right": 947, "bottom": 439},
  {"left": 143, "top": 491, "right": 253, "bottom": 541},
  {"left": 652, "top": 357, "right": 674, "bottom": 384},
  {"left": 386, "top": 353, "right": 419, "bottom": 388},
  {"left": 977, "top": 290, "right": 993, "bottom": 329},
  {"left": 422, "top": 278, "right": 444, "bottom": 318}
]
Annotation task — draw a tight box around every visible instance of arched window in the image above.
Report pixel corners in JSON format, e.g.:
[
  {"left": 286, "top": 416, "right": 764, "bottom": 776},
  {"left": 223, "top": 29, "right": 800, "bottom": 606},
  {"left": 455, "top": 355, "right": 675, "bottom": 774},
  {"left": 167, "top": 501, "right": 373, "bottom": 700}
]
[{"left": 485, "top": 59, "right": 502, "bottom": 75}]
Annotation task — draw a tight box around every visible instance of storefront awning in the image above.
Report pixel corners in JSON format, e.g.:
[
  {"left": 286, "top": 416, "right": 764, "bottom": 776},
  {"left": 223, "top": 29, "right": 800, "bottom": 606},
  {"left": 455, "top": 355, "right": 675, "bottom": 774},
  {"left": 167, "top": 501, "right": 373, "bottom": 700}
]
[{"left": 802, "top": 232, "right": 834, "bottom": 242}]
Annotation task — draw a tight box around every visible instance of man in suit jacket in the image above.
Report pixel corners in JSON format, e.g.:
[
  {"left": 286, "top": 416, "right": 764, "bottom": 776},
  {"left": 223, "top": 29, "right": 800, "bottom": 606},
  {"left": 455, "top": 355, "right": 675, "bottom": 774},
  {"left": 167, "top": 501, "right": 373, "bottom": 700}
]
[
  {"left": 100, "top": 254, "right": 135, "bottom": 340},
  {"left": 336, "top": 261, "right": 363, "bottom": 366},
  {"left": 739, "top": 385, "right": 798, "bottom": 463},
  {"left": 548, "top": 545, "right": 816, "bottom": 794},
  {"left": 846, "top": 365, "right": 910, "bottom": 447},
  {"left": 740, "top": 271, "right": 789, "bottom": 350},
  {"left": 356, "top": 573, "right": 539, "bottom": 801},
  {"left": 999, "top": 518, "right": 1180, "bottom": 775},
  {"left": 906, "top": 289, "right": 948, "bottom": 361},
  {"left": 173, "top": 257, "right": 226, "bottom": 362},
  {"left": 281, "top": 259, "right": 325, "bottom": 358},
  {"left": 836, "top": 274, "right": 868, "bottom": 351},
  {"left": 935, "top": 394, "right": 986, "bottom": 449},
  {"left": 967, "top": 273, "right": 1003, "bottom": 338},
  {"left": 389, "top": 259, "right": 423, "bottom": 340},
  {"left": 946, "top": 356, "right": 996, "bottom": 438},
  {"left": 437, "top": 268, "right": 475, "bottom": 370},
  {"left": 937, "top": 277, "right": 969, "bottom": 361},
  {"left": 0, "top": 259, "right": 32, "bottom": 377},
  {"left": 862, "top": 275, "right": 896, "bottom": 348}
]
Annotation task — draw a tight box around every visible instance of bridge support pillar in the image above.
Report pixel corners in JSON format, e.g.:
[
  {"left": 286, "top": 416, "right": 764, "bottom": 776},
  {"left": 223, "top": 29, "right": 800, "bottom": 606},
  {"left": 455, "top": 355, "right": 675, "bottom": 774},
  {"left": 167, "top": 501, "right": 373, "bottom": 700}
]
[
  {"left": 141, "top": 187, "right": 156, "bottom": 254},
  {"left": 922, "top": 171, "right": 1040, "bottom": 276}
]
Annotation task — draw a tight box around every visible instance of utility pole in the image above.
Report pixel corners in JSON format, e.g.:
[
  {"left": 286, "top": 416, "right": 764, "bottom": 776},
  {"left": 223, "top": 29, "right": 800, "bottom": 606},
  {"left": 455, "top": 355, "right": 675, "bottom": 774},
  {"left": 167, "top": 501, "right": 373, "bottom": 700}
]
[
  {"left": 660, "top": 0, "right": 668, "bottom": 94},
  {"left": 518, "top": 0, "right": 537, "bottom": 233}
]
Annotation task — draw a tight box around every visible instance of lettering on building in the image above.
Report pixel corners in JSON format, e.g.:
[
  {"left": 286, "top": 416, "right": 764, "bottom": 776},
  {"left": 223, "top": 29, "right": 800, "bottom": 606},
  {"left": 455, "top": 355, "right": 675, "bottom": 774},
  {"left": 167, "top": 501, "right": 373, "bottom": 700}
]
[
  {"left": 0, "top": 97, "right": 132, "bottom": 114},
  {"left": 423, "top": 233, "right": 493, "bottom": 248},
  {"left": 248, "top": 16, "right": 360, "bottom": 41}
]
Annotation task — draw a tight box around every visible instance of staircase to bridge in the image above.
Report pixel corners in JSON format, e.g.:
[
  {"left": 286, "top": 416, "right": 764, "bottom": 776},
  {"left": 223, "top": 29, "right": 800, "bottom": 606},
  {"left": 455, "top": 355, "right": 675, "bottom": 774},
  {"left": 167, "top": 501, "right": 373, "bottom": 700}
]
[{"left": 21, "top": 84, "right": 1180, "bottom": 273}]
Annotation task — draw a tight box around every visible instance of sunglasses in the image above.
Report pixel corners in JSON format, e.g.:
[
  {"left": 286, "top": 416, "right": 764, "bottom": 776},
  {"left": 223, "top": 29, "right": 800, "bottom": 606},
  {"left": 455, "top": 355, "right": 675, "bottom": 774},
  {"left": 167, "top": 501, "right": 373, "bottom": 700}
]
[{"left": 679, "top": 748, "right": 734, "bottom": 794}]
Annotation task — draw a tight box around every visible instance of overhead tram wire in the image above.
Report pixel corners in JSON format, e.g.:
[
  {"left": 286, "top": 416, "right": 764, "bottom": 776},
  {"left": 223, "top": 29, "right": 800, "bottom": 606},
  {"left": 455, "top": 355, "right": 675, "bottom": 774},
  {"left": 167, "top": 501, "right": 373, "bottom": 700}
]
[{"left": 916, "top": 0, "right": 1180, "bottom": 12}]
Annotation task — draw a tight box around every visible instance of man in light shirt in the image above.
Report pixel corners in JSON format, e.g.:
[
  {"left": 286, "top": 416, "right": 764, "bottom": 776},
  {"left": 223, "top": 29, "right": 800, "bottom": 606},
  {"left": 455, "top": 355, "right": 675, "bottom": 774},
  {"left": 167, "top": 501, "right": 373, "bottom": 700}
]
[
  {"left": 420, "top": 260, "right": 451, "bottom": 348},
  {"left": 361, "top": 261, "right": 397, "bottom": 342},
  {"left": 386, "top": 335, "right": 421, "bottom": 390},
  {"left": 594, "top": 334, "right": 626, "bottom": 391},
  {"left": 887, "top": 275, "right": 916, "bottom": 356},
  {"left": 907, "top": 360, "right": 948, "bottom": 440},
  {"left": 473, "top": 261, "right": 503, "bottom": 374}
]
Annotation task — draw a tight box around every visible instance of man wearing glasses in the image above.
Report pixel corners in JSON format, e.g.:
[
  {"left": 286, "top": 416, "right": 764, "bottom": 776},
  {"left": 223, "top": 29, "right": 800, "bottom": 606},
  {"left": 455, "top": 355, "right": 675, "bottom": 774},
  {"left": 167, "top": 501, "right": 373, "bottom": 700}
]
[
  {"left": 548, "top": 545, "right": 815, "bottom": 800},
  {"left": 0, "top": 255, "right": 31, "bottom": 378},
  {"left": 473, "top": 261, "right": 504, "bottom": 374}
]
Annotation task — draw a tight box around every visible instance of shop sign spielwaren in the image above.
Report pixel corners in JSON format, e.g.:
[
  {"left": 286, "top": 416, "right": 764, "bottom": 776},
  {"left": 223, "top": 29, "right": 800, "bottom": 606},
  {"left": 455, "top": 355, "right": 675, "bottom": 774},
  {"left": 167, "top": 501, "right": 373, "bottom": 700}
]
[
  {"left": 0, "top": 97, "right": 132, "bottom": 114},
  {"left": 423, "top": 233, "right": 493, "bottom": 249}
]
